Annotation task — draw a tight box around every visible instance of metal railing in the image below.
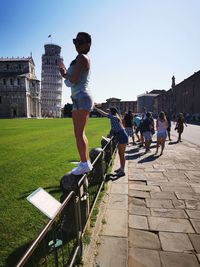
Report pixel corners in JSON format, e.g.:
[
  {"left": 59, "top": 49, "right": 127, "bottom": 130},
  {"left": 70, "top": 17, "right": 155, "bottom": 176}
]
[{"left": 16, "top": 134, "right": 118, "bottom": 267}]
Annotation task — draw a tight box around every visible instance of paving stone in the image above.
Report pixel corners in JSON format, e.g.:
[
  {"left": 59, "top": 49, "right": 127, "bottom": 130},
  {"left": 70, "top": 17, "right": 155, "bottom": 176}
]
[
  {"left": 147, "top": 181, "right": 189, "bottom": 187},
  {"left": 146, "top": 199, "right": 173, "bottom": 208},
  {"left": 190, "top": 219, "right": 200, "bottom": 233},
  {"left": 112, "top": 175, "right": 128, "bottom": 184},
  {"left": 110, "top": 183, "right": 128, "bottom": 194},
  {"left": 129, "top": 215, "right": 148, "bottom": 230},
  {"left": 197, "top": 254, "right": 200, "bottom": 263},
  {"left": 129, "top": 190, "right": 150, "bottom": 198},
  {"left": 95, "top": 236, "right": 127, "bottom": 267},
  {"left": 189, "top": 234, "right": 200, "bottom": 253},
  {"left": 186, "top": 170, "right": 200, "bottom": 179},
  {"left": 148, "top": 216, "right": 195, "bottom": 233},
  {"left": 160, "top": 251, "right": 200, "bottom": 267},
  {"left": 129, "top": 204, "right": 150, "bottom": 216},
  {"left": 175, "top": 192, "right": 200, "bottom": 200},
  {"left": 129, "top": 181, "right": 146, "bottom": 185},
  {"left": 144, "top": 172, "right": 166, "bottom": 179},
  {"left": 102, "top": 209, "right": 128, "bottom": 237},
  {"left": 167, "top": 176, "right": 189, "bottom": 183},
  {"left": 129, "top": 184, "right": 161, "bottom": 192},
  {"left": 129, "top": 248, "right": 161, "bottom": 267},
  {"left": 129, "top": 229, "right": 161, "bottom": 250},
  {"left": 159, "top": 232, "right": 193, "bottom": 252},
  {"left": 129, "top": 173, "right": 148, "bottom": 181},
  {"left": 150, "top": 192, "right": 176, "bottom": 199},
  {"left": 186, "top": 210, "right": 200, "bottom": 219},
  {"left": 161, "top": 185, "right": 194, "bottom": 193},
  {"left": 150, "top": 208, "right": 188, "bottom": 219},
  {"left": 129, "top": 197, "right": 146, "bottom": 206},
  {"left": 172, "top": 199, "right": 185, "bottom": 209},
  {"left": 185, "top": 200, "right": 200, "bottom": 210},
  {"left": 107, "top": 194, "right": 128, "bottom": 210}
]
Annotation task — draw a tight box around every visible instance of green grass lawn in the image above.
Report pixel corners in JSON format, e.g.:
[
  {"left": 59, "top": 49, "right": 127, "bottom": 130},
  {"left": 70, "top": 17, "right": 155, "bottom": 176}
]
[{"left": 0, "top": 117, "right": 110, "bottom": 267}]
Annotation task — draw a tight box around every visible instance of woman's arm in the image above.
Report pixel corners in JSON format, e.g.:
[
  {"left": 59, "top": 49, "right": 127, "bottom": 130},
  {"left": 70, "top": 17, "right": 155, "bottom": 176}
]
[
  {"left": 94, "top": 106, "right": 108, "bottom": 117},
  {"left": 59, "top": 62, "right": 68, "bottom": 78}
]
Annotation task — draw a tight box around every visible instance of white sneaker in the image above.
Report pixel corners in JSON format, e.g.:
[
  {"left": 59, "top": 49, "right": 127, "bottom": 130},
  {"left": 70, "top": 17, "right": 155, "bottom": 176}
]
[{"left": 71, "top": 161, "right": 93, "bottom": 175}]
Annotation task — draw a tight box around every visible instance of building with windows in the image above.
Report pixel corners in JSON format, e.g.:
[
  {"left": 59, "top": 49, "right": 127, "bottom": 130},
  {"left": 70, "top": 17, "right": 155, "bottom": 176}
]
[
  {"left": 41, "top": 44, "right": 63, "bottom": 117},
  {"left": 0, "top": 57, "right": 41, "bottom": 118},
  {"left": 100, "top": 97, "right": 137, "bottom": 114},
  {"left": 153, "top": 72, "right": 200, "bottom": 119}
]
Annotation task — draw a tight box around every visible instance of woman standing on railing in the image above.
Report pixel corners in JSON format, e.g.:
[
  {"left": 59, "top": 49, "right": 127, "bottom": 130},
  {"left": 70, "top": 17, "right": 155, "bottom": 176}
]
[
  {"left": 94, "top": 106, "right": 128, "bottom": 177},
  {"left": 59, "top": 32, "right": 93, "bottom": 175}
]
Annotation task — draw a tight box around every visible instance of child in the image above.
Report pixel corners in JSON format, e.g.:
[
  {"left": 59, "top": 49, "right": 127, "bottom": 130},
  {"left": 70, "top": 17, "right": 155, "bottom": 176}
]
[{"left": 94, "top": 106, "right": 128, "bottom": 177}]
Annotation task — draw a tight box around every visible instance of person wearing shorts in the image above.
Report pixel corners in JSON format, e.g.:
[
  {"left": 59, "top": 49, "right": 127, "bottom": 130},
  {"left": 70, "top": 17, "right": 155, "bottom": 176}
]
[
  {"left": 155, "top": 111, "right": 169, "bottom": 155},
  {"left": 142, "top": 112, "right": 154, "bottom": 153},
  {"left": 59, "top": 32, "right": 93, "bottom": 175},
  {"left": 124, "top": 110, "right": 135, "bottom": 144},
  {"left": 94, "top": 106, "right": 128, "bottom": 177}
]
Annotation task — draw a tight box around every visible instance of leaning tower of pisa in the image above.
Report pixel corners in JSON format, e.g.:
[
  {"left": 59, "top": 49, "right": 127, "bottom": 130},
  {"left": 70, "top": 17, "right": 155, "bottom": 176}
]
[{"left": 41, "top": 44, "right": 63, "bottom": 117}]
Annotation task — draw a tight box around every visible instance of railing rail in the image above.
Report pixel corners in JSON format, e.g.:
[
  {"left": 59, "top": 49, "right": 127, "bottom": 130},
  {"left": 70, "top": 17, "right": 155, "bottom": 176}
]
[{"left": 16, "top": 134, "right": 118, "bottom": 267}]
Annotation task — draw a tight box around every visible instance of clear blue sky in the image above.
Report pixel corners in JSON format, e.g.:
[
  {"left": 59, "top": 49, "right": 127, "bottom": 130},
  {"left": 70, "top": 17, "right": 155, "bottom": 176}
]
[{"left": 1, "top": 0, "right": 199, "bottom": 106}]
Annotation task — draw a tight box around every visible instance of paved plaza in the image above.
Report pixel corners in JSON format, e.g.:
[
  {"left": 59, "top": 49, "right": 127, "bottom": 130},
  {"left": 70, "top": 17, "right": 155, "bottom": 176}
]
[{"left": 92, "top": 137, "right": 200, "bottom": 267}]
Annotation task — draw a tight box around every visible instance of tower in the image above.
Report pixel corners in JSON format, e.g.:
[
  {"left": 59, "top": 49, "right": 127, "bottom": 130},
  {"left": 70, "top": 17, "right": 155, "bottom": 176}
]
[
  {"left": 41, "top": 44, "right": 63, "bottom": 117},
  {"left": 171, "top": 75, "right": 175, "bottom": 88}
]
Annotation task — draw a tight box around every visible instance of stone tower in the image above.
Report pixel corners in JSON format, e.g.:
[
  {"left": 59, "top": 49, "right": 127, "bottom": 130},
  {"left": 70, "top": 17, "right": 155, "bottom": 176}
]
[
  {"left": 41, "top": 44, "right": 63, "bottom": 117},
  {"left": 171, "top": 75, "right": 175, "bottom": 88}
]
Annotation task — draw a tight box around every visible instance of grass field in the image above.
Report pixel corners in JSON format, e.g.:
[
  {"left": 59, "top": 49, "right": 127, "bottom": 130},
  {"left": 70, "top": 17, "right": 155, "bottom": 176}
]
[{"left": 0, "top": 117, "right": 110, "bottom": 267}]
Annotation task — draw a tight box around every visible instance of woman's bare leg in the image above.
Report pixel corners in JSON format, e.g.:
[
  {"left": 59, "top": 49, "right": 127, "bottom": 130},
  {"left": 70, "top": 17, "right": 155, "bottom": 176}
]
[
  {"left": 118, "top": 143, "right": 126, "bottom": 170},
  {"left": 72, "top": 110, "right": 89, "bottom": 162}
]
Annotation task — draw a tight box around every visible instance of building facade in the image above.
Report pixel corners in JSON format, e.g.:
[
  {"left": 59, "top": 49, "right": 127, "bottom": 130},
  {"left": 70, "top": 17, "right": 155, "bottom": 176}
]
[
  {"left": 153, "top": 72, "right": 200, "bottom": 119},
  {"left": 137, "top": 93, "right": 160, "bottom": 114},
  {"left": 101, "top": 98, "right": 137, "bottom": 114},
  {"left": 41, "top": 44, "right": 63, "bottom": 117},
  {"left": 0, "top": 57, "right": 41, "bottom": 118}
]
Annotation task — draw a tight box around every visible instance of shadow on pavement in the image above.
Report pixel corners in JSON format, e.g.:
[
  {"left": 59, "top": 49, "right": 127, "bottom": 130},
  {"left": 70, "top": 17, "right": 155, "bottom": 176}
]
[
  {"left": 126, "top": 152, "right": 143, "bottom": 160},
  {"left": 168, "top": 141, "right": 179, "bottom": 145},
  {"left": 138, "top": 154, "right": 159, "bottom": 163}
]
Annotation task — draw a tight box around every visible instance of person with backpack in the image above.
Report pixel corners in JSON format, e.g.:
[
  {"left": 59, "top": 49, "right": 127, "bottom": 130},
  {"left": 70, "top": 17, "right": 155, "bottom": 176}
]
[{"left": 142, "top": 112, "right": 154, "bottom": 153}]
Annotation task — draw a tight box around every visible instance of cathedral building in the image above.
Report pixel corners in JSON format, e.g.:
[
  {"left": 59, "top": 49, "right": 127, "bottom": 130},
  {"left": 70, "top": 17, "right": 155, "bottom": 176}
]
[
  {"left": 41, "top": 44, "right": 63, "bottom": 117},
  {"left": 0, "top": 57, "right": 41, "bottom": 118}
]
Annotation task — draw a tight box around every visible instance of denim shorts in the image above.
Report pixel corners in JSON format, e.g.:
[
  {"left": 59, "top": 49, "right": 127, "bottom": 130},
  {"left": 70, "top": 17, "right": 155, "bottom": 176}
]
[
  {"left": 143, "top": 131, "right": 152, "bottom": 141},
  {"left": 157, "top": 131, "right": 167, "bottom": 139},
  {"left": 71, "top": 91, "right": 93, "bottom": 111},
  {"left": 116, "top": 129, "right": 128, "bottom": 144}
]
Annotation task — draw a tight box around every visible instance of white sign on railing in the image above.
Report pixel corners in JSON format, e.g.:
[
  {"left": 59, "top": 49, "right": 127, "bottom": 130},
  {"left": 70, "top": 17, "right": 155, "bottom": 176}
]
[{"left": 27, "top": 187, "right": 62, "bottom": 219}]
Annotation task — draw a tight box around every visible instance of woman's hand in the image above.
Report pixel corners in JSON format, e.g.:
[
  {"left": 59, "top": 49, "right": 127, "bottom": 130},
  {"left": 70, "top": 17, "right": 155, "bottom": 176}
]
[{"left": 59, "top": 62, "right": 67, "bottom": 78}]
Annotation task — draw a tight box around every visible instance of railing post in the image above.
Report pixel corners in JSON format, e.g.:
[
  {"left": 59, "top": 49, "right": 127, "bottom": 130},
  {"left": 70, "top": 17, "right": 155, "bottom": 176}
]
[
  {"left": 89, "top": 148, "right": 104, "bottom": 184},
  {"left": 101, "top": 137, "right": 112, "bottom": 167}
]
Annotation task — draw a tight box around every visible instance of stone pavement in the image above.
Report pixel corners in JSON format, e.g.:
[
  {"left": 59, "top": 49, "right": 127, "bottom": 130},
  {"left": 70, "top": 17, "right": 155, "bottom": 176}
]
[{"left": 93, "top": 137, "right": 200, "bottom": 267}]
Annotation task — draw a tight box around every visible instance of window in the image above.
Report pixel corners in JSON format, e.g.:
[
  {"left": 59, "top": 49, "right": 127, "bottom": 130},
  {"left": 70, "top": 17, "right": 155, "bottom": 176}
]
[
  {"left": 19, "top": 64, "right": 22, "bottom": 69},
  {"left": 10, "top": 79, "right": 13, "bottom": 85},
  {"left": 3, "top": 78, "right": 6, "bottom": 85},
  {"left": 17, "top": 78, "right": 20, "bottom": 85},
  {"left": 6, "top": 64, "right": 9, "bottom": 70}
]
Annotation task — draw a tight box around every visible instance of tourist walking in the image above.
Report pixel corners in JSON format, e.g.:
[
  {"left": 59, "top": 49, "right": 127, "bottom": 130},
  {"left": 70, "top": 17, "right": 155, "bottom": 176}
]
[
  {"left": 94, "top": 106, "right": 128, "bottom": 177},
  {"left": 133, "top": 114, "right": 141, "bottom": 142},
  {"left": 59, "top": 32, "right": 93, "bottom": 175},
  {"left": 155, "top": 111, "right": 168, "bottom": 155},
  {"left": 142, "top": 112, "right": 154, "bottom": 153},
  {"left": 175, "top": 113, "right": 187, "bottom": 142},
  {"left": 123, "top": 110, "right": 135, "bottom": 145},
  {"left": 165, "top": 112, "right": 172, "bottom": 141}
]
